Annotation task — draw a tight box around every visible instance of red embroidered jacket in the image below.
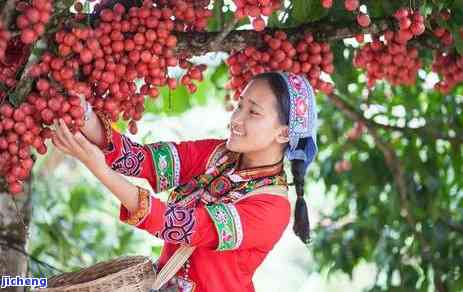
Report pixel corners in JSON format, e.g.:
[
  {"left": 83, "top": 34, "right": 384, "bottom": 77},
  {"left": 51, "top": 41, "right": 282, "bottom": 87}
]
[{"left": 98, "top": 117, "right": 291, "bottom": 292}]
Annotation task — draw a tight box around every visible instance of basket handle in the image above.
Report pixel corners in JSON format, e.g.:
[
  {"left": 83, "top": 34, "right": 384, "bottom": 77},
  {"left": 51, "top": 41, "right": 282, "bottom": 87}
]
[{"left": 150, "top": 245, "right": 195, "bottom": 290}]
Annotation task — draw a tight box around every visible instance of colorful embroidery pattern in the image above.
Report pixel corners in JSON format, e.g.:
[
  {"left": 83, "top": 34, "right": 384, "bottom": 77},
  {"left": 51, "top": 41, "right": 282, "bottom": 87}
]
[
  {"left": 112, "top": 135, "right": 145, "bottom": 176},
  {"left": 205, "top": 141, "right": 228, "bottom": 169},
  {"left": 156, "top": 203, "right": 195, "bottom": 244},
  {"left": 148, "top": 142, "right": 181, "bottom": 193},
  {"left": 205, "top": 203, "right": 243, "bottom": 251}
]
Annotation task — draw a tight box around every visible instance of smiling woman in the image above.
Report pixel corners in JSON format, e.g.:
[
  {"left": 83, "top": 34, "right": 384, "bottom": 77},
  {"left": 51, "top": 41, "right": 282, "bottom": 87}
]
[{"left": 51, "top": 71, "right": 318, "bottom": 292}]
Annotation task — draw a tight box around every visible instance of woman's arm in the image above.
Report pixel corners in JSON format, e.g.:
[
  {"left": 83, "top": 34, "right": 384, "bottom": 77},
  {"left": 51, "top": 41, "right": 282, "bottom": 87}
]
[
  {"left": 90, "top": 162, "right": 139, "bottom": 213},
  {"left": 52, "top": 118, "right": 139, "bottom": 213}
]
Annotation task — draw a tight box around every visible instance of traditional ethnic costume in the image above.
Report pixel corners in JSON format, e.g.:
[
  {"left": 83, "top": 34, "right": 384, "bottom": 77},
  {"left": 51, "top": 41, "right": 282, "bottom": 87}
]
[{"left": 95, "top": 72, "right": 318, "bottom": 292}]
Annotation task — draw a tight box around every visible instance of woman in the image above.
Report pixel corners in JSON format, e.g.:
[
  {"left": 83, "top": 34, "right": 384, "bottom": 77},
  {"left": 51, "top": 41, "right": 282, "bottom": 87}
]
[{"left": 51, "top": 71, "right": 318, "bottom": 292}]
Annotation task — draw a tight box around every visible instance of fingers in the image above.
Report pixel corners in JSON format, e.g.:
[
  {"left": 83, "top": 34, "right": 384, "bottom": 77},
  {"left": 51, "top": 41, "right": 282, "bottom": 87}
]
[
  {"left": 57, "top": 119, "right": 85, "bottom": 154},
  {"left": 53, "top": 119, "right": 73, "bottom": 150},
  {"left": 51, "top": 133, "right": 72, "bottom": 155},
  {"left": 73, "top": 131, "right": 93, "bottom": 149}
]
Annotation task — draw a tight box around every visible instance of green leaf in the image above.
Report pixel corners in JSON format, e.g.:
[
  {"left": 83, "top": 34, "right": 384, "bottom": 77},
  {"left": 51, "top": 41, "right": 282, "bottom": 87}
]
[
  {"left": 452, "top": 29, "right": 463, "bottom": 55},
  {"left": 291, "top": 0, "right": 327, "bottom": 24},
  {"left": 450, "top": 6, "right": 463, "bottom": 26},
  {"left": 191, "top": 79, "right": 215, "bottom": 106},
  {"left": 267, "top": 11, "right": 281, "bottom": 27},
  {"left": 114, "top": 119, "right": 128, "bottom": 133},
  {"left": 208, "top": 0, "right": 224, "bottom": 31},
  {"left": 160, "top": 85, "right": 192, "bottom": 115},
  {"left": 210, "top": 62, "right": 229, "bottom": 88},
  {"left": 69, "top": 185, "right": 88, "bottom": 215},
  {"left": 144, "top": 93, "right": 164, "bottom": 115}
]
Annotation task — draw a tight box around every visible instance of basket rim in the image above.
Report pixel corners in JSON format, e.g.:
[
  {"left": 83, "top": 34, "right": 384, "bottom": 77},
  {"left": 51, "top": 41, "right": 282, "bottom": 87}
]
[{"left": 45, "top": 255, "right": 154, "bottom": 290}]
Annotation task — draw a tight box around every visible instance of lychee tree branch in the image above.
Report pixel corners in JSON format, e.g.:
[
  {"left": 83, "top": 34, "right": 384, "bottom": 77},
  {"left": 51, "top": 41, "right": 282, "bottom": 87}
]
[
  {"left": 174, "top": 17, "right": 440, "bottom": 55},
  {"left": 0, "top": 0, "right": 16, "bottom": 28}
]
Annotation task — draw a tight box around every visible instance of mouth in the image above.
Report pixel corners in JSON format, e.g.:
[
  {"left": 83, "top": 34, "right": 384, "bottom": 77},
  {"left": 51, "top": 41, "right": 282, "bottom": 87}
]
[{"left": 230, "top": 126, "right": 245, "bottom": 137}]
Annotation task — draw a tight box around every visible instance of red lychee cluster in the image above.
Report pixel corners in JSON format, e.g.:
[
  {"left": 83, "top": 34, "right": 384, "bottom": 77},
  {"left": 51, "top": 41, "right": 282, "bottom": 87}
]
[
  {"left": 393, "top": 8, "right": 425, "bottom": 44},
  {"left": 226, "top": 31, "right": 334, "bottom": 100},
  {"left": 0, "top": 100, "right": 53, "bottom": 194},
  {"left": 158, "top": 0, "right": 212, "bottom": 31},
  {"left": 432, "top": 52, "right": 463, "bottom": 94},
  {"left": 233, "top": 0, "right": 282, "bottom": 31},
  {"left": 353, "top": 7, "right": 426, "bottom": 88},
  {"left": 353, "top": 33, "right": 422, "bottom": 87},
  {"left": 29, "top": 2, "right": 185, "bottom": 134},
  {"left": 15, "top": 0, "right": 52, "bottom": 44}
]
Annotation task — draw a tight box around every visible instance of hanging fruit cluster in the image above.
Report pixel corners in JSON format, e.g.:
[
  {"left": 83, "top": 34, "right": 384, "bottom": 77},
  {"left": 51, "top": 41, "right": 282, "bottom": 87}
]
[
  {"left": 1, "top": 0, "right": 215, "bottom": 195},
  {"left": 432, "top": 52, "right": 463, "bottom": 94},
  {"left": 16, "top": 0, "right": 53, "bottom": 44},
  {"left": 233, "top": 0, "right": 281, "bottom": 31},
  {"left": 353, "top": 33, "right": 422, "bottom": 87},
  {"left": 157, "top": 0, "right": 212, "bottom": 31},
  {"left": 353, "top": 8, "right": 425, "bottom": 88},
  {"left": 226, "top": 31, "right": 334, "bottom": 100},
  {"left": 431, "top": 13, "right": 463, "bottom": 93},
  {"left": 0, "top": 100, "right": 53, "bottom": 194},
  {"left": 28, "top": 1, "right": 210, "bottom": 132}
]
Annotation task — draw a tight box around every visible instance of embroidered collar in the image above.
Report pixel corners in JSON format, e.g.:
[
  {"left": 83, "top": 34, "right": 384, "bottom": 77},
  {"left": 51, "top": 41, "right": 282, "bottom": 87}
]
[{"left": 233, "top": 153, "right": 284, "bottom": 180}]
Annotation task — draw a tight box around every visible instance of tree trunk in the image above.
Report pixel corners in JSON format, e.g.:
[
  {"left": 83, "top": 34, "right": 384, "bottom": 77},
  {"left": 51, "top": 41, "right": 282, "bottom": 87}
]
[{"left": 0, "top": 183, "right": 32, "bottom": 292}]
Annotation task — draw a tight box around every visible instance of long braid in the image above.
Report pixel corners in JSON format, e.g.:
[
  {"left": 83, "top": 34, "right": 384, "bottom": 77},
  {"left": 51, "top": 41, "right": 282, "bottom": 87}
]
[
  {"left": 291, "top": 139, "right": 311, "bottom": 244},
  {"left": 251, "top": 72, "right": 313, "bottom": 244}
]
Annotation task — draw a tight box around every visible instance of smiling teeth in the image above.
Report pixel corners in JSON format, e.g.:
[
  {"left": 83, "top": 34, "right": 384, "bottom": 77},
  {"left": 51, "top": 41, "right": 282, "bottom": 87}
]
[{"left": 232, "top": 129, "right": 244, "bottom": 136}]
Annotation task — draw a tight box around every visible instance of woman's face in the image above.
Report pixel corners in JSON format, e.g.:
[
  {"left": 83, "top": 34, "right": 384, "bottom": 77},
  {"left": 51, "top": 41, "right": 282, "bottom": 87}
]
[{"left": 226, "top": 79, "right": 289, "bottom": 154}]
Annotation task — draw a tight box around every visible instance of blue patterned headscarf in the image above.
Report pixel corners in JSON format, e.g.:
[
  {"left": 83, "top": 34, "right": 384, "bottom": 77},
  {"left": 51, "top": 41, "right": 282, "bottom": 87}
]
[{"left": 277, "top": 72, "right": 318, "bottom": 175}]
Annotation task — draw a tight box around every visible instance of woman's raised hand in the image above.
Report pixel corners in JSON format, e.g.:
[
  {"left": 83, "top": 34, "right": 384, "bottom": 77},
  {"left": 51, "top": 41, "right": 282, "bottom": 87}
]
[
  {"left": 52, "top": 118, "right": 140, "bottom": 212},
  {"left": 51, "top": 118, "right": 105, "bottom": 169}
]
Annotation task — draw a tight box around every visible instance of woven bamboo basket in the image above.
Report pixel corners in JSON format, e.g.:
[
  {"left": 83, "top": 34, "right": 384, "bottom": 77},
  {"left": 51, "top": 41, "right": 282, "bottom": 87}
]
[{"left": 36, "top": 256, "right": 157, "bottom": 292}]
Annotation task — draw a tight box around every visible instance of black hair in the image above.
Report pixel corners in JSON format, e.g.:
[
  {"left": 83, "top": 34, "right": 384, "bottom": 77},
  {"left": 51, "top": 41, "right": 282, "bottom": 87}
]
[{"left": 251, "top": 72, "right": 312, "bottom": 244}]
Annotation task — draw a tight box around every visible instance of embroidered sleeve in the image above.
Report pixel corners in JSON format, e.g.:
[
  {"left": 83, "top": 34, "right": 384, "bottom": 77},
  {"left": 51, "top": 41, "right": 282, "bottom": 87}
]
[
  {"left": 154, "top": 203, "right": 196, "bottom": 244},
  {"left": 119, "top": 186, "right": 197, "bottom": 245},
  {"left": 205, "top": 204, "right": 243, "bottom": 251},
  {"left": 94, "top": 111, "right": 225, "bottom": 192},
  {"left": 200, "top": 194, "right": 291, "bottom": 251},
  {"left": 119, "top": 189, "right": 290, "bottom": 250}
]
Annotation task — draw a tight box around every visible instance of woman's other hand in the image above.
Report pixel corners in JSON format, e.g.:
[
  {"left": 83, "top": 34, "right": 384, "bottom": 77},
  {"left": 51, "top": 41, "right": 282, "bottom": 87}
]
[{"left": 52, "top": 118, "right": 105, "bottom": 169}]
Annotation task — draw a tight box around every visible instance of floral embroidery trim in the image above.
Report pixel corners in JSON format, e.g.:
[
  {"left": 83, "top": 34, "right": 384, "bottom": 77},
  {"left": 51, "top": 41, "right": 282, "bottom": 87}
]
[
  {"left": 205, "top": 203, "right": 243, "bottom": 251},
  {"left": 155, "top": 203, "right": 196, "bottom": 244},
  {"left": 94, "top": 110, "right": 114, "bottom": 154},
  {"left": 125, "top": 186, "right": 151, "bottom": 226},
  {"left": 147, "top": 142, "right": 181, "bottom": 193}
]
